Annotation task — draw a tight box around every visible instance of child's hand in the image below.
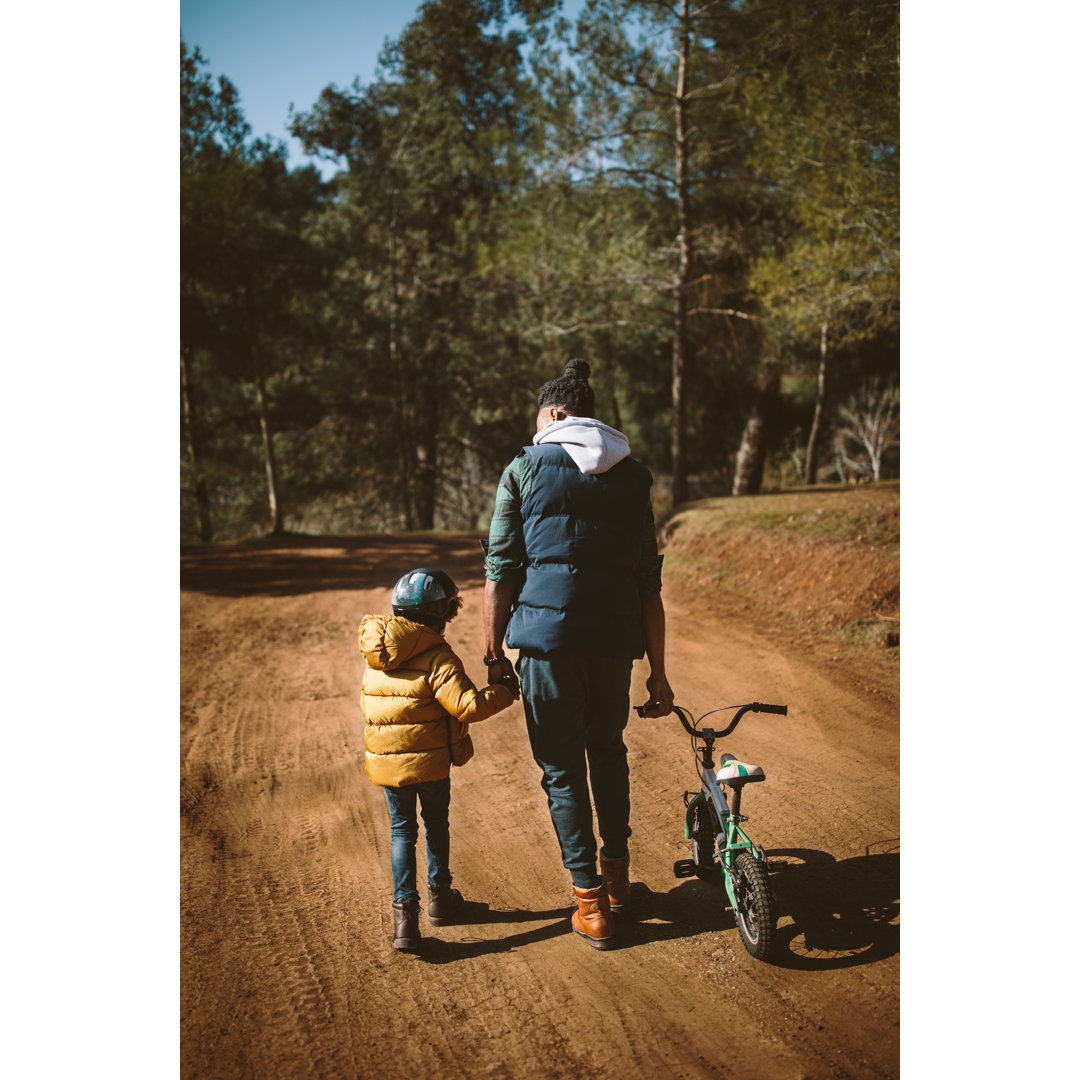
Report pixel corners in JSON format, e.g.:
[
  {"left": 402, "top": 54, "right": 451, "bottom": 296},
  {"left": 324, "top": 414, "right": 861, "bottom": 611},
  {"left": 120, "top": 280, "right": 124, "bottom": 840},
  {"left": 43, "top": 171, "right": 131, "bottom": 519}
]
[
  {"left": 486, "top": 656, "right": 514, "bottom": 684},
  {"left": 497, "top": 670, "right": 520, "bottom": 701}
]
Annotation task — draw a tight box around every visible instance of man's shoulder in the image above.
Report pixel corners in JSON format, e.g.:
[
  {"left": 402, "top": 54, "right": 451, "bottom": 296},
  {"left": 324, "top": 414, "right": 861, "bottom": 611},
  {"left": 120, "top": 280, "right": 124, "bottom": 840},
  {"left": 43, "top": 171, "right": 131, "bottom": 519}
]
[
  {"left": 613, "top": 454, "right": 653, "bottom": 484},
  {"left": 526, "top": 442, "right": 574, "bottom": 466},
  {"left": 505, "top": 447, "right": 532, "bottom": 470}
]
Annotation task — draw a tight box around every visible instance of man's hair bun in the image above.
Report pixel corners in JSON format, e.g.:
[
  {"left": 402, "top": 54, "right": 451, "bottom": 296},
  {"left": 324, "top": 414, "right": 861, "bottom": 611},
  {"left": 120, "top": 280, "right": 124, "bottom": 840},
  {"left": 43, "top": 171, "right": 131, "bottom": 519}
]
[
  {"left": 565, "top": 358, "right": 591, "bottom": 382},
  {"left": 537, "top": 357, "right": 596, "bottom": 417}
]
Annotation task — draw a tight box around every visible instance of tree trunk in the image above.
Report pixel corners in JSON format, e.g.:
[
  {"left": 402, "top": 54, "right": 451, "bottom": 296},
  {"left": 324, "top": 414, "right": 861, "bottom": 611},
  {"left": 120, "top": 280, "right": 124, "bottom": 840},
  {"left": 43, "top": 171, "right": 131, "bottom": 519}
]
[
  {"left": 387, "top": 215, "right": 415, "bottom": 531},
  {"left": 180, "top": 342, "right": 213, "bottom": 543},
  {"left": 601, "top": 300, "right": 622, "bottom": 431},
  {"left": 732, "top": 408, "right": 764, "bottom": 496},
  {"left": 670, "top": 0, "right": 692, "bottom": 507},
  {"left": 252, "top": 338, "right": 284, "bottom": 535},
  {"left": 804, "top": 320, "right": 829, "bottom": 485},
  {"left": 413, "top": 376, "right": 440, "bottom": 531},
  {"left": 732, "top": 370, "right": 779, "bottom": 496}
]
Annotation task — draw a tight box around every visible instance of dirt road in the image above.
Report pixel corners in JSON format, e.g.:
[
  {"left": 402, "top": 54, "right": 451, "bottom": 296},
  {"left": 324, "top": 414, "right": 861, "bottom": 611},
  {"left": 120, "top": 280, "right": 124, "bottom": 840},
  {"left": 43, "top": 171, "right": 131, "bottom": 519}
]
[{"left": 181, "top": 532, "right": 899, "bottom": 1080}]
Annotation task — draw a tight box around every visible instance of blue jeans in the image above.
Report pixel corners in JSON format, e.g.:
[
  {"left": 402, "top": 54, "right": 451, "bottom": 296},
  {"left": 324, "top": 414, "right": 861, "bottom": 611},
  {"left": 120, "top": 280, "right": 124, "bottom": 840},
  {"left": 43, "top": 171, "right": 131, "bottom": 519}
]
[
  {"left": 518, "top": 654, "right": 633, "bottom": 890},
  {"left": 382, "top": 778, "right": 453, "bottom": 904}
]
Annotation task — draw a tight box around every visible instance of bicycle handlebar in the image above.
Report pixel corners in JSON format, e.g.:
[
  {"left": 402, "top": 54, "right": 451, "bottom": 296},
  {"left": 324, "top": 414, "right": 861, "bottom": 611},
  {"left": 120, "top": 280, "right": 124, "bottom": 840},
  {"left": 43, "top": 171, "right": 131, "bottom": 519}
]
[
  {"left": 636, "top": 701, "right": 788, "bottom": 738},
  {"left": 754, "top": 703, "right": 788, "bottom": 716}
]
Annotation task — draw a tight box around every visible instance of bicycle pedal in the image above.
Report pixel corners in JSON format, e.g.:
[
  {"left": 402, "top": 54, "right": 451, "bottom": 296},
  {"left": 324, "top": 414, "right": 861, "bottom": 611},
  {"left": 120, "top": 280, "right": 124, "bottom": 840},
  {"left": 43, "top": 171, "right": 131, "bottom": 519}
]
[{"left": 673, "top": 859, "right": 697, "bottom": 878}]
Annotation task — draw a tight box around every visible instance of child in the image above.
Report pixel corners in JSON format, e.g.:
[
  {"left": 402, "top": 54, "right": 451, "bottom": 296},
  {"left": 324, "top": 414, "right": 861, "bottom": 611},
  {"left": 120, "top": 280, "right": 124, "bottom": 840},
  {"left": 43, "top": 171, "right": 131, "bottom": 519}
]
[{"left": 358, "top": 567, "right": 518, "bottom": 951}]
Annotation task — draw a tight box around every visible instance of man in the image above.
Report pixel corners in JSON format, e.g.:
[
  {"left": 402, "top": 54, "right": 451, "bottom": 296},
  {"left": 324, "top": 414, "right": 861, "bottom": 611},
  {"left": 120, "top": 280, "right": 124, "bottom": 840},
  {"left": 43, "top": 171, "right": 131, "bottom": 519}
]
[{"left": 482, "top": 359, "right": 675, "bottom": 950}]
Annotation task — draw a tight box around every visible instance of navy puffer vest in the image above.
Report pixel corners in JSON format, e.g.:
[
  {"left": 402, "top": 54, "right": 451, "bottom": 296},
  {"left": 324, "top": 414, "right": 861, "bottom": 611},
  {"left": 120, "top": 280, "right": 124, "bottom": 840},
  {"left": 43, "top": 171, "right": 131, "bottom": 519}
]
[{"left": 505, "top": 443, "right": 653, "bottom": 658}]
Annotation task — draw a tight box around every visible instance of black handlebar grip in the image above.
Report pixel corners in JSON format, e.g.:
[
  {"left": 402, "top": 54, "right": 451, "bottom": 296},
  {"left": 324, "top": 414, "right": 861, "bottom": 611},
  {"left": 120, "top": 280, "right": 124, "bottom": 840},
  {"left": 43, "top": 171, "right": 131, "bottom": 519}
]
[{"left": 754, "top": 703, "right": 788, "bottom": 715}]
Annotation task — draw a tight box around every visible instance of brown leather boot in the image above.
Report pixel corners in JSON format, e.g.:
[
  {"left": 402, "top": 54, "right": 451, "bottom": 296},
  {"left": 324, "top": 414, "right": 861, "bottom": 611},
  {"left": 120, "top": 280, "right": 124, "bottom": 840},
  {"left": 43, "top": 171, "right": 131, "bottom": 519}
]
[
  {"left": 392, "top": 900, "right": 422, "bottom": 951},
  {"left": 599, "top": 853, "right": 631, "bottom": 912},
  {"left": 571, "top": 884, "right": 616, "bottom": 950}
]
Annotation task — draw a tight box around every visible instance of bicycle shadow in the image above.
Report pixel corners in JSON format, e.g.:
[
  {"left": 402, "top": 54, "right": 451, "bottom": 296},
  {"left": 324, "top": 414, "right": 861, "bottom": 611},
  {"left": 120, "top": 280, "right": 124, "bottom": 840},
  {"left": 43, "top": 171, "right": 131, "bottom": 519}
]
[
  {"left": 614, "top": 845, "right": 898, "bottom": 970},
  {"left": 763, "top": 846, "right": 899, "bottom": 970}
]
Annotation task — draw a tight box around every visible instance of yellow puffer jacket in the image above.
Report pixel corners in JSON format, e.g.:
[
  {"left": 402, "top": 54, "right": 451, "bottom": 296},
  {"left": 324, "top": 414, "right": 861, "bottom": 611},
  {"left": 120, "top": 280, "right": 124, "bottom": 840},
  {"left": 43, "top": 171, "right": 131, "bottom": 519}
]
[{"left": 358, "top": 614, "right": 514, "bottom": 787}]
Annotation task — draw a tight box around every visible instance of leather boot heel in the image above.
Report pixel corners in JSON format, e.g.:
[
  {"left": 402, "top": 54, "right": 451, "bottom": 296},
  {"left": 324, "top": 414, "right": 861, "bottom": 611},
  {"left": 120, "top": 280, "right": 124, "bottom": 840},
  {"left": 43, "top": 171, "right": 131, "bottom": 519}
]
[
  {"left": 428, "top": 885, "right": 463, "bottom": 926},
  {"left": 599, "top": 853, "right": 631, "bottom": 912},
  {"left": 392, "top": 901, "right": 422, "bottom": 951},
  {"left": 571, "top": 884, "right": 616, "bottom": 950}
]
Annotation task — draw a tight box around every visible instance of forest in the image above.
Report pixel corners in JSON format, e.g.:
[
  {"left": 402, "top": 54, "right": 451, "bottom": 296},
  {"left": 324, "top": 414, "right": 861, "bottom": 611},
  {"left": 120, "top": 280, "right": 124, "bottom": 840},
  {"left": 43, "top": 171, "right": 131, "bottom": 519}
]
[{"left": 180, "top": 0, "right": 899, "bottom": 544}]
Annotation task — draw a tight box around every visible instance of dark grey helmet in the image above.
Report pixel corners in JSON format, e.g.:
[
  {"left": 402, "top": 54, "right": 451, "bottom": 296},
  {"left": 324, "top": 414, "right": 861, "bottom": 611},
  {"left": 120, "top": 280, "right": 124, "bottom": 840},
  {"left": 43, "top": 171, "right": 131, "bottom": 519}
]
[{"left": 391, "top": 568, "right": 459, "bottom": 621}]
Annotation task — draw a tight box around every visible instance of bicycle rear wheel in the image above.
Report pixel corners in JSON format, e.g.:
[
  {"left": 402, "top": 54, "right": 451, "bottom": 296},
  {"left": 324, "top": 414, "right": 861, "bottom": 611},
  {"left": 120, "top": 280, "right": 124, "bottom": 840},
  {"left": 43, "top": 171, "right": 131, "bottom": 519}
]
[
  {"left": 690, "top": 799, "right": 715, "bottom": 874},
  {"left": 732, "top": 852, "right": 776, "bottom": 961}
]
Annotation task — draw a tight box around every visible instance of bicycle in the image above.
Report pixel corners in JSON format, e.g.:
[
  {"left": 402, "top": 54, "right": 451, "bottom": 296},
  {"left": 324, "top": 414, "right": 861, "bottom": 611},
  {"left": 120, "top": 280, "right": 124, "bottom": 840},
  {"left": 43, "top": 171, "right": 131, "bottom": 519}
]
[{"left": 637, "top": 700, "right": 788, "bottom": 961}]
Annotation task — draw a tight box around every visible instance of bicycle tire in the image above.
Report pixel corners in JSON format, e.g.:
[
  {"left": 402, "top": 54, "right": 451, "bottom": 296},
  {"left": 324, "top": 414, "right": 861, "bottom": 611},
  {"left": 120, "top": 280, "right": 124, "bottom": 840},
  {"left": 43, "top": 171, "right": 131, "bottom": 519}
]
[{"left": 732, "top": 851, "right": 776, "bottom": 961}]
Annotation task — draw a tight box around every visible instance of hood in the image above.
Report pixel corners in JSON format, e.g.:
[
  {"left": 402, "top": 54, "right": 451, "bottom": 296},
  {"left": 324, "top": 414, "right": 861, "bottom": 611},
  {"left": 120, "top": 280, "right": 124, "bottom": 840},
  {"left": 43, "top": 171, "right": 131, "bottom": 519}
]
[
  {"left": 533, "top": 416, "right": 631, "bottom": 475},
  {"left": 358, "top": 614, "right": 443, "bottom": 671}
]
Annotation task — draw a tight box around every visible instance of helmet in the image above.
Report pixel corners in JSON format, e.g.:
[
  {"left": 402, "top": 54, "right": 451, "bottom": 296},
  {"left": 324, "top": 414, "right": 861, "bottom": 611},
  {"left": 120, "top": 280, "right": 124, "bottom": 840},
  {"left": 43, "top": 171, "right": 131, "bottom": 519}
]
[{"left": 391, "top": 568, "right": 460, "bottom": 622}]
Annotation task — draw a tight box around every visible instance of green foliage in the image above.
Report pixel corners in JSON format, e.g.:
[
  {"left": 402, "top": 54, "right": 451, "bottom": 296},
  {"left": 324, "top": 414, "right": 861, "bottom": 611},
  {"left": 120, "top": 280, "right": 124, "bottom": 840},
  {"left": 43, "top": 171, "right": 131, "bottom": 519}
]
[
  {"left": 180, "top": 38, "right": 250, "bottom": 168},
  {"left": 742, "top": 0, "right": 900, "bottom": 346},
  {"left": 181, "top": 37, "right": 330, "bottom": 541},
  {"left": 286, "top": 0, "right": 552, "bottom": 531}
]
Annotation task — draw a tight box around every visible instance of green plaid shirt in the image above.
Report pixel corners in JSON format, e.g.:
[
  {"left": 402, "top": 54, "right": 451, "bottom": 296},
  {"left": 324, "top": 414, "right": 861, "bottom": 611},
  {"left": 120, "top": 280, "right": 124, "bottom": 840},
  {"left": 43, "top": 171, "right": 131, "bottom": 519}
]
[{"left": 483, "top": 449, "right": 664, "bottom": 596}]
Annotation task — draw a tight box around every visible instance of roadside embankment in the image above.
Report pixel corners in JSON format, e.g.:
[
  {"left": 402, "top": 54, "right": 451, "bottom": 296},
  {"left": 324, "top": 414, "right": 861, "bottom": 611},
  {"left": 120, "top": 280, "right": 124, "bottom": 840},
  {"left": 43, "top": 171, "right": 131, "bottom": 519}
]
[{"left": 660, "top": 482, "right": 900, "bottom": 649}]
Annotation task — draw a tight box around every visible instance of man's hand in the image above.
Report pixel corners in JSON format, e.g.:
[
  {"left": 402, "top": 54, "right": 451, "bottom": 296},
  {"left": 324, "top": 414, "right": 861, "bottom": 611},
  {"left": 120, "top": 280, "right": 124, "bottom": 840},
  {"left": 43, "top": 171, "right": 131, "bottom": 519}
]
[
  {"left": 486, "top": 656, "right": 519, "bottom": 701},
  {"left": 486, "top": 655, "right": 512, "bottom": 683},
  {"left": 639, "top": 673, "right": 674, "bottom": 717}
]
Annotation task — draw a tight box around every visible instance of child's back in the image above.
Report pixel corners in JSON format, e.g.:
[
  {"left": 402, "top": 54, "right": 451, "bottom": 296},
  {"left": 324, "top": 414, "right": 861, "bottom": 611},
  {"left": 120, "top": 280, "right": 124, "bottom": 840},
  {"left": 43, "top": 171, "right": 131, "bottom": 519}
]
[{"left": 358, "top": 612, "right": 512, "bottom": 786}]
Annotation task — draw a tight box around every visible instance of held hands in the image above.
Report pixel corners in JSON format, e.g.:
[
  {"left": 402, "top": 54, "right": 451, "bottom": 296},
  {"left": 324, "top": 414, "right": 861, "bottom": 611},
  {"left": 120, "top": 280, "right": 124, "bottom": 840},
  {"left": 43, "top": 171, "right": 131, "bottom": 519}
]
[
  {"left": 486, "top": 655, "right": 520, "bottom": 701},
  {"left": 498, "top": 671, "right": 520, "bottom": 700},
  {"left": 637, "top": 673, "right": 675, "bottom": 718}
]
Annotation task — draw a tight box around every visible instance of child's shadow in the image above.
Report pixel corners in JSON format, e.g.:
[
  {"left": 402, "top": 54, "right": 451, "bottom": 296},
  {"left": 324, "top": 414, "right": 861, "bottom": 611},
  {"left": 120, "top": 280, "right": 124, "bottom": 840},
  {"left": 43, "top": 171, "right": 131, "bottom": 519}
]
[{"left": 418, "top": 902, "right": 572, "bottom": 963}]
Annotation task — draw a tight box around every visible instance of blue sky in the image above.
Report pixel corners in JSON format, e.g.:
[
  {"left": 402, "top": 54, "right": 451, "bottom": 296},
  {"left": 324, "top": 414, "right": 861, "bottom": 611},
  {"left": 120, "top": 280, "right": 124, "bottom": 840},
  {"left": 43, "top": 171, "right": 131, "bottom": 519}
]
[
  {"left": 181, "top": 1, "right": 430, "bottom": 174},
  {"left": 181, "top": 0, "right": 586, "bottom": 177}
]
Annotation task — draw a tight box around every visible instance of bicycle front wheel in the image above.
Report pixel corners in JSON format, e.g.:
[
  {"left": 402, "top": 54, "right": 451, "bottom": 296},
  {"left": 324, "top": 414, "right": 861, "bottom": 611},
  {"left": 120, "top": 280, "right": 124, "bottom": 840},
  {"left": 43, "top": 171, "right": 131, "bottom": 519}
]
[{"left": 732, "top": 852, "right": 777, "bottom": 961}]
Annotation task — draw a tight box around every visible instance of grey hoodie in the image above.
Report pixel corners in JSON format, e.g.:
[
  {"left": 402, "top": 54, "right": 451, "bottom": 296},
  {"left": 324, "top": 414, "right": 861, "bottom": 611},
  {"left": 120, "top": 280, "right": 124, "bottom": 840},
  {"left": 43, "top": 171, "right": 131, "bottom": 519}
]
[{"left": 532, "top": 416, "right": 632, "bottom": 475}]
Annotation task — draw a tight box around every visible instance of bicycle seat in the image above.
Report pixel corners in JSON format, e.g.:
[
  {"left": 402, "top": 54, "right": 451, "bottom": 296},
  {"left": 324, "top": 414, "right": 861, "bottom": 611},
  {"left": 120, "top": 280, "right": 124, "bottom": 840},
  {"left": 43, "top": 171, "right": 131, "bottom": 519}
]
[{"left": 717, "top": 753, "right": 765, "bottom": 786}]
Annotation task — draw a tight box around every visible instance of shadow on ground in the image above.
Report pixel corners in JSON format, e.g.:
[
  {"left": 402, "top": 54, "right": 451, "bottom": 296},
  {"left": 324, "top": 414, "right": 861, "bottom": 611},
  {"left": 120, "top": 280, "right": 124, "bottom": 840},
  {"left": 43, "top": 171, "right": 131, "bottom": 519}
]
[
  {"left": 765, "top": 846, "right": 899, "bottom": 969},
  {"left": 358, "top": 845, "right": 898, "bottom": 968},
  {"left": 408, "top": 904, "right": 572, "bottom": 963},
  {"left": 609, "top": 846, "right": 898, "bottom": 969}
]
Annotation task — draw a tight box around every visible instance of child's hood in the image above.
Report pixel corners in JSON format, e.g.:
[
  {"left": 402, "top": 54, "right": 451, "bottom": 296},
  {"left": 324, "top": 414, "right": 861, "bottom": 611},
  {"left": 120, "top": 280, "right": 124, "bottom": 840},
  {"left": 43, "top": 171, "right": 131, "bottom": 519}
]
[{"left": 358, "top": 614, "right": 444, "bottom": 671}]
